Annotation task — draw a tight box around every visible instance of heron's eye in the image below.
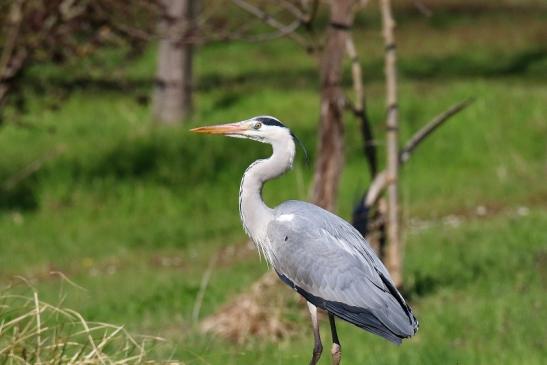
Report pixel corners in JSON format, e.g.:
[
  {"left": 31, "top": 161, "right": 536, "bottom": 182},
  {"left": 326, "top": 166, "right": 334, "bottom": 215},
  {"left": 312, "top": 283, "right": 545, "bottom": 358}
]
[{"left": 253, "top": 122, "right": 262, "bottom": 130}]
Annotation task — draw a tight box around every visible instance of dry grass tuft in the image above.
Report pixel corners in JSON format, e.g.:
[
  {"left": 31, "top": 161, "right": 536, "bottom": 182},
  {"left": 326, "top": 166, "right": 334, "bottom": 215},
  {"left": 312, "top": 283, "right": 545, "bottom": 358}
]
[
  {"left": 199, "top": 271, "right": 297, "bottom": 344},
  {"left": 0, "top": 288, "right": 166, "bottom": 364}
]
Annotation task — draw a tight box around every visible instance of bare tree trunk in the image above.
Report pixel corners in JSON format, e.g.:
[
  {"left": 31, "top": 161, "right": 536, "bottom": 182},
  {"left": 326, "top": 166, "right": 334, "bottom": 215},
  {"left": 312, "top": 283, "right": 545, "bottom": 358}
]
[
  {"left": 311, "top": 0, "right": 356, "bottom": 211},
  {"left": 152, "top": 0, "right": 196, "bottom": 124},
  {"left": 380, "top": 0, "right": 402, "bottom": 287}
]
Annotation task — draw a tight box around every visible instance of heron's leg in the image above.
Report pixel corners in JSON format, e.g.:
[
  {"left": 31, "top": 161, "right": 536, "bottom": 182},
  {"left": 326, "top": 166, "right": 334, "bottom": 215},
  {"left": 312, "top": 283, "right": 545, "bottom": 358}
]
[
  {"left": 306, "top": 302, "right": 323, "bottom": 365},
  {"left": 328, "top": 313, "right": 341, "bottom": 365}
]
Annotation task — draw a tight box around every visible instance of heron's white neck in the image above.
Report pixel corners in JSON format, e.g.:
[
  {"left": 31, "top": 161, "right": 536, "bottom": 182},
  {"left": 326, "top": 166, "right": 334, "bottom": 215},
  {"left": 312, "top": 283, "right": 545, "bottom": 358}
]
[{"left": 239, "top": 138, "right": 295, "bottom": 260}]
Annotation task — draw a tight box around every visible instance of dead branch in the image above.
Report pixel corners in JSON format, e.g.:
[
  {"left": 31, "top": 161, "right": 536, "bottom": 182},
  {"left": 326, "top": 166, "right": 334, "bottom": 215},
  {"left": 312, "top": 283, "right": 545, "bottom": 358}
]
[
  {"left": 231, "top": 0, "right": 308, "bottom": 48},
  {"left": 232, "top": 20, "right": 302, "bottom": 43},
  {"left": 345, "top": 33, "right": 378, "bottom": 177},
  {"left": 92, "top": 3, "right": 153, "bottom": 41},
  {"left": 358, "top": 98, "right": 474, "bottom": 218},
  {"left": 278, "top": 0, "right": 307, "bottom": 21},
  {"left": 412, "top": 0, "right": 433, "bottom": 17},
  {"left": 365, "top": 171, "right": 387, "bottom": 207},
  {"left": 400, "top": 97, "right": 475, "bottom": 163},
  {"left": 345, "top": 36, "right": 364, "bottom": 113}
]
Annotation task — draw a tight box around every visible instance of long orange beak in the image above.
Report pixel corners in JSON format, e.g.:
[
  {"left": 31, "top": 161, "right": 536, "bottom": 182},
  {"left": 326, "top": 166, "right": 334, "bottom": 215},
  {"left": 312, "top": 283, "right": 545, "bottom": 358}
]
[{"left": 190, "top": 123, "right": 248, "bottom": 135}]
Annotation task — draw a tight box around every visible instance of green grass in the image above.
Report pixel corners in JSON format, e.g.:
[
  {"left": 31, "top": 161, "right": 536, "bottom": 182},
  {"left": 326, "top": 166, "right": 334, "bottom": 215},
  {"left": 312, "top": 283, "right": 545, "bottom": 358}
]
[{"left": 1, "top": 1, "right": 546, "bottom": 364}]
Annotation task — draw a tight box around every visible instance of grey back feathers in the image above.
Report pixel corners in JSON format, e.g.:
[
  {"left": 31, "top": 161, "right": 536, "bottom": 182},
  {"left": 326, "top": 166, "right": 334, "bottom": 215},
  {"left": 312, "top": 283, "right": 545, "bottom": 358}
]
[{"left": 267, "top": 201, "right": 418, "bottom": 343}]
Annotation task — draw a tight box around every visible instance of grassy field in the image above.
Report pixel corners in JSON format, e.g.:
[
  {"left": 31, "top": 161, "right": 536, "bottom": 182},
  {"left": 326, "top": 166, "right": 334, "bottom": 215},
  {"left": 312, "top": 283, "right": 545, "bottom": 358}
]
[{"left": 1, "top": 1, "right": 546, "bottom": 364}]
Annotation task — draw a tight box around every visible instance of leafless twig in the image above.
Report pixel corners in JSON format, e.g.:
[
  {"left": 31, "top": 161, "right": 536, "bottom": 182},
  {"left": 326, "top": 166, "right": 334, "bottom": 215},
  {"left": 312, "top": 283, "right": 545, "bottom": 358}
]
[
  {"left": 358, "top": 98, "right": 474, "bottom": 214},
  {"left": 234, "top": 20, "right": 302, "bottom": 43},
  {"left": 232, "top": 0, "right": 308, "bottom": 48},
  {"left": 278, "top": 0, "right": 307, "bottom": 21},
  {"left": 345, "top": 33, "right": 377, "bottom": 177},
  {"left": 92, "top": 3, "right": 153, "bottom": 41},
  {"left": 412, "top": 0, "right": 433, "bottom": 17},
  {"left": 400, "top": 98, "right": 474, "bottom": 163},
  {"left": 365, "top": 171, "right": 387, "bottom": 208}
]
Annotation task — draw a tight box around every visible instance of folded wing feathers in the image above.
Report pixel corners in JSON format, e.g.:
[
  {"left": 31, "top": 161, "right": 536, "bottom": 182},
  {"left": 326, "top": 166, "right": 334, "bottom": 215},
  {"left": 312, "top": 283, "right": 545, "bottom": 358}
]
[{"left": 270, "top": 201, "right": 419, "bottom": 343}]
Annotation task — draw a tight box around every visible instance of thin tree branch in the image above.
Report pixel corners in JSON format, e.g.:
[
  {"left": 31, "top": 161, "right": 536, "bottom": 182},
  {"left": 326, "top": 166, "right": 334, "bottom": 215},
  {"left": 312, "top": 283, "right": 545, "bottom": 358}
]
[
  {"left": 365, "top": 171, "right": 387, "bottom": 207},
  {"left": 59, "top": 0, "right": 89, "bottom": 20},
  {"left": 412, "top": 0, "right": 433, "bottom": 17},
  {"left": 345, "top": 36, "right": 363, "bottom": 111},
  {"left": 345, "top": 33, "right": 378, "bottom": 178},
  {"left": 233, "top": 20, "right": 302, "bottom": 43},
  {"left": 359, "top": 98, "right": 474, "bottom": 211},
  {"left": 231, "top": 0, "right": 308, "bottom": 48},
  {"left": 92, "top": 3, "right": 154, "bottom": 41},
  {"left": 400, "top": 98, "right": 474, "bottom": 163},
  {"left": 278, "top": 0, "right": 307, "bottom": 21}
]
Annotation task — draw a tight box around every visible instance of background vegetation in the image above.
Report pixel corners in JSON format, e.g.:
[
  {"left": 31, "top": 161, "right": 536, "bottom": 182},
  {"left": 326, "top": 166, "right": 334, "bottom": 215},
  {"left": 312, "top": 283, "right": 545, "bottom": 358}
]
[{"left": 1, "top": 0, "right": 546, "bottom": 364}]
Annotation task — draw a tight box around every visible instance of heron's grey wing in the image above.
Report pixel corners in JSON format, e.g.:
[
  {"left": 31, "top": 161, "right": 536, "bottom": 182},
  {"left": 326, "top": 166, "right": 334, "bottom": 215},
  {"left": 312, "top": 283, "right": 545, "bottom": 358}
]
[{"left": 268, "top": 201, "right": 418, "bottom": 344}]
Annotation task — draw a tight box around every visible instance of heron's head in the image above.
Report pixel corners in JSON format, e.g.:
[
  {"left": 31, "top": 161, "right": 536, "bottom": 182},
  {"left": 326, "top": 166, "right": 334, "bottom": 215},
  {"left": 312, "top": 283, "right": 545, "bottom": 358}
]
[{"left": 190, "top": 116, "right": 292, "bottom": 144}]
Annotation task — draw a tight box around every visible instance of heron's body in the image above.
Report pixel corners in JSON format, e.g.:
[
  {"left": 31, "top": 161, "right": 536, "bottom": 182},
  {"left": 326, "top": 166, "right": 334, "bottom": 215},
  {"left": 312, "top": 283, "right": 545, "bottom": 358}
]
[
  {"left": 192, "top": 116, "right": 418, "bottom": 363},
  {"left": 270, "top": 201, "right": 417, "bottom": 344}
]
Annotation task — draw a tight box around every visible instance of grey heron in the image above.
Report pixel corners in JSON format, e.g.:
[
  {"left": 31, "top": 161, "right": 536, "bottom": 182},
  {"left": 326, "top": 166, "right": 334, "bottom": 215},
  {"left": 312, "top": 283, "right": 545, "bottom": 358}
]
[{"left": 191, "top": 116, "right": 418, "bottom": 364}]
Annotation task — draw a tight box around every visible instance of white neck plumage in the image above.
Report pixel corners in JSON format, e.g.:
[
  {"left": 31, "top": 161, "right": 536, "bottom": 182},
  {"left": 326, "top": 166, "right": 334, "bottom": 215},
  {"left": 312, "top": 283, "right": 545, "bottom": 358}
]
[{"left": 239, "top": 137, "right": 296, "bottom": 262}]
